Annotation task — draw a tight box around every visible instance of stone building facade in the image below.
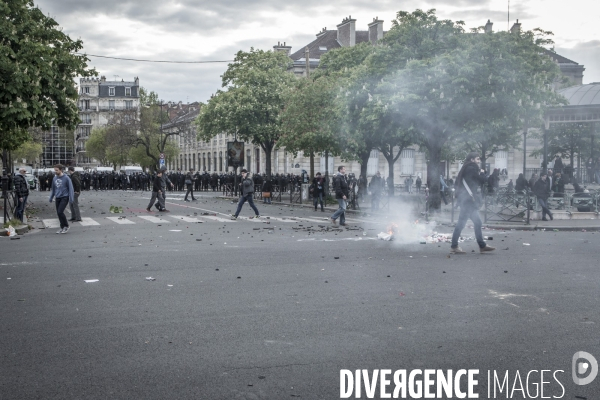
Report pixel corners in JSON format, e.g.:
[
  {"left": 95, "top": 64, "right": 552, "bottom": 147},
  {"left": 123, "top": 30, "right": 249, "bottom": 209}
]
[{"left": 75, "top": 76, "right": 140, "bottom": 168}]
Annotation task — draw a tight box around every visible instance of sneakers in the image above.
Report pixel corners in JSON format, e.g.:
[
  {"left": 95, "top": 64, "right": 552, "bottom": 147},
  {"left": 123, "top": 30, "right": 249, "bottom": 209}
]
[
  {"left": 154, "top": 203, "right": 160, "bottom": 211},
  {"left": 231, "top": 215, "right": 237, "bottom": 220},
  {"left": 184, "top": 199, "right": 190, "bottom": 202},
  {"left": 330, "top": 218, "right": 337, "bottom": 226},
  {"left": 56, "top": 228, "right": 64, "bottom": 234},
  {"left": 480, "top": 245, "right": 496, "bottom": 253},
  {"left": 450, "top": 247, "right": 466, "bottom": 254},
  {"left": 146, "top": 208, "right": 151, "bottom": 212},
  {"left": 160, "top": 209, "right": 169, "bottom": 212},
  {"left": 255, "top": 215, "right": 261, "bottom": 219},
  {"left": 549, "top": 213, "right": 554, "bottom": 221},
  {"left": 339, "top": 223, "right": 347, "bottom": 226},
  {"left": 61, "top": 226, "right": 70, "bottom": 234}
]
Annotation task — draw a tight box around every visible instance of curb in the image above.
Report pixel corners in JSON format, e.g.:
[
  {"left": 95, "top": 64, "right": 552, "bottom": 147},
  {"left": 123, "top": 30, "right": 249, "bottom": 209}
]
[{"left": 434, "top": 221, "right": 600, "bottom": 232}]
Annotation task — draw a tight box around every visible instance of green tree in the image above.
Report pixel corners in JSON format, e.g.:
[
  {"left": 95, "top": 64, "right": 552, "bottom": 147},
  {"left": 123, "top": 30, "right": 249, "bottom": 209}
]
[
  {"left": 380, "top": 11, "right": 563, "bottom": 209},
  {"left": 280, "top": 77, "right": 342, "bottom": 179},
  {"left": 85, "top": 128, "right": 109, "bottom": 166},
  {"left": 195, "top": 49, "right": 296, "bottom": 178},
  {"left": 0, "top": 0, "right": 95, "bottom": 164},
  {"left": 12, "top": 140, "right": 42, "bottom": 164}
]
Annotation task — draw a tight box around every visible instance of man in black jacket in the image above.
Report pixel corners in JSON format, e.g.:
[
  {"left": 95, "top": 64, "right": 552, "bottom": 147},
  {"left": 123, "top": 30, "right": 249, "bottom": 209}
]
[
  {"left": 450, "top": 152, "right": 495, "bottom": 254},
  {"left": 231, "top": 169, "right": 260, "bottom": 220},
  {"left": 13, "top": 168, "right": 29, "bottom": 222},
  {"left": 331, "top": 166, "right": 349, "bottom": 226},
  {"left": 533, "top": 172, "right": 553, "bottom": 221},
  {"left": 67, "top": 167, "right": 82, "bottom": 222}
]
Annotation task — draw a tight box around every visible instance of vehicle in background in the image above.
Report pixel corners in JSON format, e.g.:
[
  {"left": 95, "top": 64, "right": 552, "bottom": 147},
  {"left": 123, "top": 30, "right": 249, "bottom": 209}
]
[
  {"left": 120, "top": 166, "right": 143, "bottom": 175},
  {"left": 95, "top": 167, "right": 114, "bottom": 173}
]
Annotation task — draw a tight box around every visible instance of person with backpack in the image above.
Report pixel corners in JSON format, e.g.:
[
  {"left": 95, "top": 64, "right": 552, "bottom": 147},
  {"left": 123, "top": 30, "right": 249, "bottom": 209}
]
[
  {"left": 450, "top": 152, "right": 495, "bottom": 254},
  {"left": 13, "top": 168, "right": 29, "bottom": 223},
  {"left": 184, "top": 169, "right": 196, "bottom": 202},
  {"left": 312, "top": 172, "right": 325, "bottom": 211},
  {"left": 231, "top": 169, "right": 260, "bottom": 220},
  {"left": 331, "top": 166, "right": 349, "bottom": 226},
  {"left": 67, "top": 166, "right": 82, "bottom": 222}
]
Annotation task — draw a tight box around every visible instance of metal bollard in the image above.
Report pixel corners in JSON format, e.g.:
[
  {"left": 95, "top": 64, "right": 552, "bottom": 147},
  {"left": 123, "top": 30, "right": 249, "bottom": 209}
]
[{"left": 451, "top": 188, "right": 455, "bottom": 224}]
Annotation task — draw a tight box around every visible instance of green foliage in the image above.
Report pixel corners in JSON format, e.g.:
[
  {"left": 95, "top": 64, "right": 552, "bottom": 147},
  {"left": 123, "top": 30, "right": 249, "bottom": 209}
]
[
  {"left": 280, "top": 77, "right": 341, "bottom": 158},
  {"left": 196, "top": 49, "right": 296, "bottom": 176},
  {"left": 85, "top": 128, "right": 109, "bottom": 166},
  {"left": 12, "top": 140, "right": 42, "bottom": 163},
  {"left": 0, "top": 0, "right": 95, "bottom": 142},
  {"left": 531, "top": 123, "right": 598, "bottom": 168}
]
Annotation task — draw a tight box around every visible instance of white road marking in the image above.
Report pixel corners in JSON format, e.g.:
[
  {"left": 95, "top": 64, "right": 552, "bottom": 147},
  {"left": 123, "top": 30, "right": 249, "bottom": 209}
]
[
  {"left": 42, "top": 219, "right": 61, "bottom": 228},
  {"left": 78, "top": 217, "right": 100, "bottom": 226},
  {"left": 169, "top": 215, "right": 203, "bottom": 223},
  {"left": 106, "top": 217, "right": 136, "bottom": 224},
  {"left": 138, "top": 215, "right": 171, "bottom": 223}
]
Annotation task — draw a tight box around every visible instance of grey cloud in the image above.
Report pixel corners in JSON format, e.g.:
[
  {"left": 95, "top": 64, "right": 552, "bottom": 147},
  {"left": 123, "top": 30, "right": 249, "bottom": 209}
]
[{"left": 555, "top": 41, "right": 600, "bottom": 84}]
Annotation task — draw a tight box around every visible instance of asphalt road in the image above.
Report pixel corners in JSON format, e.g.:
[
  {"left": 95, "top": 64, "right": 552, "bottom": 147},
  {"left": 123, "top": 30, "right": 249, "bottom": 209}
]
[{"left": 1, "top": 189, "right": 599, "bottom": 399}]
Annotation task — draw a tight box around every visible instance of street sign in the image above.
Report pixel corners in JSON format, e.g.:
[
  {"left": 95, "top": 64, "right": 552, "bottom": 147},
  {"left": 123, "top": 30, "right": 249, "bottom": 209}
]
[
  {"left": 159, "top": 159, "right": 165, "bottom": 166},
  {"left": 160, "top": 153, "right": 165, "bottom": 160}
]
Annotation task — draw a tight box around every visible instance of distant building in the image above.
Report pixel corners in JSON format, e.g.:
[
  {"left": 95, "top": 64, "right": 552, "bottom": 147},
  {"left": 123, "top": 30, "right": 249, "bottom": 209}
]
[
  {"left": 75, "top": 76, "right": 140, "bottom": 168},
  {"left": 40, "top": 126, "right": 74, "bottom": 168}
]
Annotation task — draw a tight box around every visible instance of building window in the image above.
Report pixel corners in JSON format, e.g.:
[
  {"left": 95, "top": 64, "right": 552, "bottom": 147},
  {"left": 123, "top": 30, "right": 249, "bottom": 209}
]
[
  {"left": 367, "top": 150, "right": 379, "bottom": 176},
  {"left": 109, "top": 87, "right": 115, "bottom": 96},
  {"left": 219, "top": 151, "right": 223, "bottom": 172},
  {"left": 109, "top": 100, "right": 115, "bottom": 110},
  {"left": 125, "top": 87, "right": 131, "bottom": 96},
  {"left": 125, "top": 100, "right": 133, "bottom": 109},
  {"left": 81, "top": 114, "right": 91, "bottom": 124},
  {"left": 202, "top": 153, "right": 206, "bottom": 171},
  {"left": 246, "top": 149, "right": 251, "bottom": 171},
  {"left": 213, "top": 152, "right": 217, "bottom": 172},
  {"left": 84, "top": 86, "right": 90, "bottom": 94},
  {"left": 494, "top": 150, "right": 508, "bottom": 171},
  {"left": 319, "top": 46, "right": 327, "bottom": 51},
  {"left": 400, "top": 149, "right": 415, "bottom": 175},
  {"left": 83, "top": 100, "right": 90, "bottom": 110}
]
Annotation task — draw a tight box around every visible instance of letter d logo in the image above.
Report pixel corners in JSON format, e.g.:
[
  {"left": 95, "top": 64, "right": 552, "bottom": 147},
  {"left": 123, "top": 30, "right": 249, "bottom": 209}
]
[{"left": 572, "top": 351, "right": 598, "bottom": 385}]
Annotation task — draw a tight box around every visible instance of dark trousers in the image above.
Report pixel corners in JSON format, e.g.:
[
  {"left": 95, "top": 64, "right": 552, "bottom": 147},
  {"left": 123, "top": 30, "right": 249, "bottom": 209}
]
[
  {"left": 313, "top": 192, "right": 324, "bottom": 210},
  {"left": 537, "top": 198, "right": 552, "bottom": 219},
  {"left": 15, "top": 195, "right": 28, "bottom": 222},
  {"left": 184, "top": 184, "right": 195, "bottom": 200},
  {"left": 55, "top": 197, "right": 70, "bottom": 229},
  {"left": 451, "top": 201, "right": 485, "bottom": 249},
  {"left": 234, "top": 193, "right": 259, "bottom": 217}
]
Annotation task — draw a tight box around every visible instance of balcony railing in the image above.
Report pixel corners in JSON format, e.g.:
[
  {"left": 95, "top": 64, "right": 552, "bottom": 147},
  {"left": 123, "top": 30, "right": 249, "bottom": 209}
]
[{"left": 98, "top": 106, "right": 136, "bottom": 112}]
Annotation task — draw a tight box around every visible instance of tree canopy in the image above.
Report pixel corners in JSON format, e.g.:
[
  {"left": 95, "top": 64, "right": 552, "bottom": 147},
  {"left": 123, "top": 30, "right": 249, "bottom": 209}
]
[
  {"left": 0, "top": 0, "right": 95, "bottom": 155},
  {"left": 195, "top": 49, "right": 296, "bottom": 177}
]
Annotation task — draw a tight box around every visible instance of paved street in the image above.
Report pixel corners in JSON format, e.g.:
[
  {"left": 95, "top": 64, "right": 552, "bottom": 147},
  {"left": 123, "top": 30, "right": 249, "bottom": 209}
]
[{"left": 2, "top": 189, "right": 599, "bottom": 399}]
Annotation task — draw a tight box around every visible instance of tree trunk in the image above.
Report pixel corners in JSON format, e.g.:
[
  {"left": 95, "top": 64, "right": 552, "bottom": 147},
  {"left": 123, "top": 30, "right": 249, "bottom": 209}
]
[
  {"left": 383, "top": 153, "right": 395, "bottom": 196},
  {"left": 264, "top": 142, "right": 273, "bottom": 180},
  {"left": 360, "top": 151, "right": 370, "bottom": 184},
  {"left": 310, "top": 153, "right": 314, "bottom": 180},
  {"left": 427, "top": 143, "right": 442, "bottom": 210}
]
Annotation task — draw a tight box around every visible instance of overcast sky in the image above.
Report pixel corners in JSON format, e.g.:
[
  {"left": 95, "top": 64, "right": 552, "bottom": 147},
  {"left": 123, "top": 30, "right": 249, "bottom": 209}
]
[{"left": 36, "top": 0, "right": 599, "bottom": 103}]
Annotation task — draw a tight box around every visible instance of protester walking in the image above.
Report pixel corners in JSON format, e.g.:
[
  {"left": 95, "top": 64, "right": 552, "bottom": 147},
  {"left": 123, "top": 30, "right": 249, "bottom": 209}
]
[
  {"left": 13, "top": 167, "right": 29, "bottom": 223},
  {"left": 48, "top": 164, "right": 74, "bottom": 234},
  {"left": 231, "top": 169, "right": 260, "bottom": 220},
  {"left": 312, "top": 172, "right": 325, "bottom": 211},
  {"left": 67, "top": 166, "right": 82, "bottom": 222},
  {"left": 184, "top": 169, "right": 196, "bottom": 202},
  {"left": 147, "top": 170, "right": 166, "bottom": 212},
  {"left": 450, "top": 153, "right": 495, "bottom": 254},
  {"left": 369, "top": 171, "right": 383, "bottom": 211},
  {"left": 533, "top": 172, "right": 553, "bottom": 221},
  {"left": 331, "top": 166, "right": 349, "bottom": 226}
]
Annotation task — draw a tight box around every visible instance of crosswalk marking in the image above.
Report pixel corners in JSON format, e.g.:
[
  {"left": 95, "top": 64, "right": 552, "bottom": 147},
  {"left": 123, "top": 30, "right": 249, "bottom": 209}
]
[
  {"left": 169, "top": 215, "right": 203, "bottom": 223},
  {"left": 42, "top": 219, "right": 61, "bottom": 228},
  {"left": 42, "top": 214, "right": 371, "bottom": 229},
  {"left": 138, "top": 215, "right": 171, "bottom": 223},
  {"left": 106, "top": 217, "right": 136, "bottom": 224},
  {"left": 78, "top": 217, "right": 100, "bottom": 226}
]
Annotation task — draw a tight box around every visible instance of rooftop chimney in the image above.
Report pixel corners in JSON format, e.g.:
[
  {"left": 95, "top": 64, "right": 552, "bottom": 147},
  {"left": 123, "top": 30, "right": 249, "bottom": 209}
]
[
  {"left": 484, "top": 19, "right": 493, "bottom": 33},
  {"left": 510, "top": 19, "right": 521, "bottom": 34},
  {"left": 337, "top": 16, "right": 356, "bottom": 47},
  {"left": 273, "top": 41, "right": 292, "bottom": 56},
  {"left": 316, "top": 27, "right": 328, "bottom": 38},
  {"left": 368, "top": 17, "right": 384, "bottom": 45},
  {"left": 100, "top": 76, "right": 106, "bottom": 83}
]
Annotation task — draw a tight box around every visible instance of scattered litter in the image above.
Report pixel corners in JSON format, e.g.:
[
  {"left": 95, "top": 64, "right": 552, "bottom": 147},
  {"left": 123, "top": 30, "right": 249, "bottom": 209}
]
[
  {"left": 84, "top": 279, "right": 99, "bottom": 283},
  {"left": 377, "top": 232, "right": 393, "bottom": 241},
  {"left": 109, "top": 206, "right": 123, "bottom": 213},
  {"left": 169, "top": 230, "right": 182, "bottom": 232},
  {"left": 167, "top": 284, "right": 173, "bottom": 287},
  {"left": 10, "top": 237, "right": 20, "bottom": 240},
  {"left": 5, "top": 226, "right": 16, "bottom": 237},
  {"left": 399, "top": 292, "right": 406, "bottom": 296},
  {"left": 145, "top": 277, "right": 156, "bottom": 281},
  {"left": 424, "top": 233, "right": 471, "bottom": 244},
  {"left": 523, "top": 243, "right": 530, "bottom": 246}
]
